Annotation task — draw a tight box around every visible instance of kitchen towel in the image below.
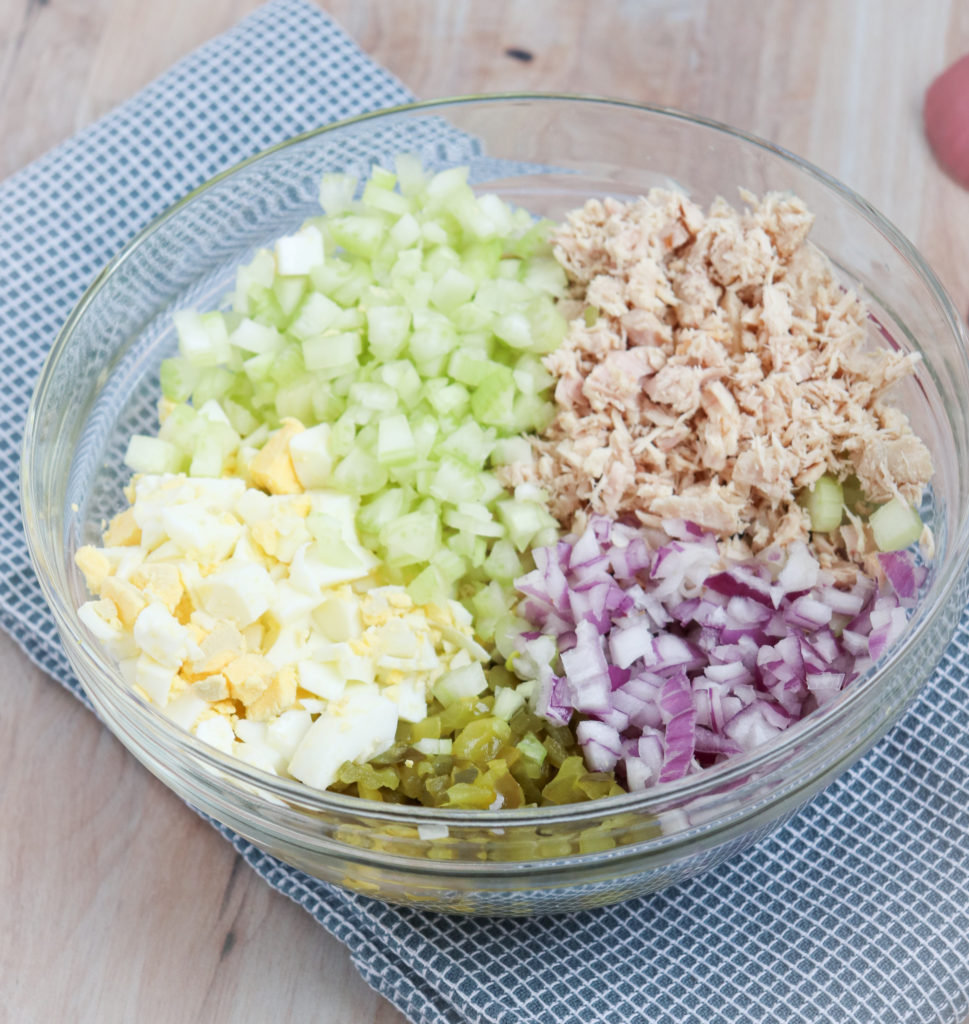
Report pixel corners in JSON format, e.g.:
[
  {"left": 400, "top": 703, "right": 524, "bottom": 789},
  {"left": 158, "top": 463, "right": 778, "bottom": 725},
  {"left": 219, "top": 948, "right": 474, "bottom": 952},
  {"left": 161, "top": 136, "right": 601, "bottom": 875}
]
[{"left": 2, "top": 2, "right": 968, "bottom": 1022}]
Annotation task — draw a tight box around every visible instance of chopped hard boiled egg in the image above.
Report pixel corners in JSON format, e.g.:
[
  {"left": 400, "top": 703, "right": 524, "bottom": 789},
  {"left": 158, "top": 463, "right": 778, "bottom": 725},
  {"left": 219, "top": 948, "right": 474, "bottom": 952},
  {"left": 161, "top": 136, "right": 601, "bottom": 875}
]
[{"left": 75, "top": 471, "right": 490, "bottom": 790}]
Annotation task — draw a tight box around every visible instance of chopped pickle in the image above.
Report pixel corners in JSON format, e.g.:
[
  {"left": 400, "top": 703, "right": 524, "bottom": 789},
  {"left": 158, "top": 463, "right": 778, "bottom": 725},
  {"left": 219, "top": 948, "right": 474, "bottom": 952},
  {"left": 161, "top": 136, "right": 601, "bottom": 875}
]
[
  {"left": 328, "top": 692, "right": 605, "bottom": 807},
  {"left": 541, "top": 756, "right": 625, "bottom": 805},
  {"left": 452, "top": 716, "right": 511, "bottom": 761}
]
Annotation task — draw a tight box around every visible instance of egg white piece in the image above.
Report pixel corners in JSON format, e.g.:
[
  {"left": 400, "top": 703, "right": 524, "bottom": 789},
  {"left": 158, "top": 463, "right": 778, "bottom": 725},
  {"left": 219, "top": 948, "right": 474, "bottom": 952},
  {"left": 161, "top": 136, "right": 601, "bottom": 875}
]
[{"left": 288, "top": 684, "right": 398, "bottom": 790}]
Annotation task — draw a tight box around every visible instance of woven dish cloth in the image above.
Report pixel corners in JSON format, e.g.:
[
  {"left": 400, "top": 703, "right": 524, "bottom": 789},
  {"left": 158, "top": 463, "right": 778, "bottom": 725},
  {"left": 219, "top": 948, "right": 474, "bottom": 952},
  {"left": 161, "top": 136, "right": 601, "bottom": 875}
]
[{"left": 2, "top": 2, "right": 968, "bottom": 1022}]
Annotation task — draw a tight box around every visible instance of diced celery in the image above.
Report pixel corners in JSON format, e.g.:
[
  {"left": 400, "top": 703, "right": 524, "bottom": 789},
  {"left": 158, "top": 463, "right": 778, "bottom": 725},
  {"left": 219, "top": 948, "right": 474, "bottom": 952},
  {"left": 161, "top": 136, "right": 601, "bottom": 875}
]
[
  {"left": 409, "top": 414, "right": 439, "bottom": 459},
  {"left": 242, "top": 352, "right": 274, "bottom": 382},
  {"left": 247, "top": 285, "right": 287, "bottom": 329},
  {"left": 362, "top": 179, "right": 409, "bottom": 216},
  {"left": 311, "top": 384, "right": 346, "bottom": 423},
  {"left": 437, "top": 421, "right": 496, "bottom": 468},
  {"left": 482, "top": 538, "right": 524, "bottom": 583},
  {"left": 307, "top": 513, "right": 362, "bottom": 567},
  {"left": 193, "top": 367, "right": 235, "bottom": 406},
  {"left": 221, "top": 398, "right": 259, "bottom": 438},
  {"left": 492, "top": 685, "right": 526, "bottom": 722},
  {"left": 374, "top": 360, "right": 422, "bottom": 408},
  {"left": 512, "top": 353, "right": 554, "bottom": 396},
  {"left": 424, "top": 379, "right": 470, "bottom": 419},
  {"left": 366, "top": 305, "right": 411, "bottom": 360},
  {"left": 124, "top": 435, "right": 181, "bottom": 474},
  {"left": 432, "top": 662, "right": 487, "bottom": 705},
  {"left": 493, "top": 311, "right": 532, "bottom": 350},
  {"left": 442, "top": 506, "right": 505, "bottom": 538},
  {"left": 268, "top": 345, "right": 305, "bottom": 387},
  {"left": 318, "top": 173, "right": 359, "bottom": 215},
  {"left": 309, "top": 258, "right": 354, "bottom": 297},
  {"left": 469, "top": 580, "right": 511, "bottom": 640},
  {"left": 389, "top": 213, "right": 421, "bottom": 249},
  {"left": 158, "top": 404, "right": 196, "bottom": 446},
  {"left": 273, "top": 275, "right": 308, "bottom": 318},
  {"left": 159, "top": 358, "right": 199, "bottom": 403},
  {"left": 288, "top": 292, "right": 343, "bottom": 340},
  {"left": 496, "top": 498, "right": 554, "bottom": 551},
  {"left": 147, "top": 160, "right": 571, "bottom": 641},
  {"left": 406, "top": 564, "right": 448, "bottom": 606},
  {"left": 302, "top": 331, "right": 362, "bottom": 371},
  {"left": 233, "top": 250, "right": 276, "bottom": 314},
  {"left": 349, "top": 382, "right": 397, "bottom": 414},
  {"left": 450, "top": 531, "right": 488, "bottom": 568},
  {"left": 426, "top": 166, "right": 470, "bottom": 201},
  {"left": 376, "top": 413, "right": 416, "bottom": 466},
  {"left": 379, "top": 511, "right": 440, "bottom": 567},
  {"left": 332, "top": 447, "right": 387, "bottom": 495},
  {"left": 525, "top": 295, "right": 569, "bottom": 353},
  {"left": 331, "top": 262, "right": 375, "bottom": 307},
  {"left": 512, "top": 392, "right": 556, "bottom": 433},
  {"left": 430, "top": 547, "right": 466, "bottom": 583},
  {"left": 470, "top": 365, "right": 516, "bottom": 427},
  {"left": 801, "top": 475, "right": 844, "bottom": 533},
  {"left": 476, "top": 194, "right": 515, "bottom": 238},
  {"left": 428, "top": 457, "right": 484, "bottom": 504},
  {"left": 369, "top": 166, "right": 397, "bottom": 190},
  {"left": 516, "top": 731, "right": 548, "bottom": 765},
  {"left": 231, "top": 317, "right": 283, "bottom": 356},
  {"left": 189, "top": 433, "right": 228, "bottom": 477},
  {"left": 409, "top": 317, "right": 457, "bottom": 376},
  {"left": 356, "top": 487, "right": 411, "bottom": 536},
  {"left": 394, "top": 153, "right": 427, "bottom": 197},
  {"left": 451, "top": 193, "right": 498, "bottom": 241},
  {"left": 329, "top": 214, "right": 385, "bottom": 258},
  {"left": 390, "top": 247, "right": 423, "bottom": 282},
  {"left": 430, "top": 267, "right": 476, "bottom": 313},
  {"left": 523, "top": 256, "right": 568, "bottom": 295},
  {"left": 870, "top": 497, "right": 924, "bottom": 552},
  {"left": 447, "top": 350, "right": 497, "bottom": 387},
  {"left": 490, "top": 436, "right": 533, "bottom": 467},
  {"left": 174, "top": 310, "right": 230, "bottom": 366},
  {"left": 274, "top": 380, "right": 316, "bottom": 423},
  {"left": 473, "top": 277, "right": 533, "bottom": 314}
]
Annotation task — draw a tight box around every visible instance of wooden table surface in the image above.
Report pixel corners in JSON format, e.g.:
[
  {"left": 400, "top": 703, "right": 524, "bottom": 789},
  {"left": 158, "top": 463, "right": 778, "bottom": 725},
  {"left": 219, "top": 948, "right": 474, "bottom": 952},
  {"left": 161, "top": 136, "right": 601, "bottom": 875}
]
[{"left": 3, "top": 1, "right": 969, "bottom": 1021}]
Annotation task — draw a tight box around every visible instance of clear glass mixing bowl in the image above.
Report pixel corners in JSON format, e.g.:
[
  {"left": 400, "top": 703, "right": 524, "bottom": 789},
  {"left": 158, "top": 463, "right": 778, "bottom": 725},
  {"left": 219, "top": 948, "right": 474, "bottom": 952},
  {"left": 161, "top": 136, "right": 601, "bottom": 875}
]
[{"left": 21, "top": 95, "right": 969, "bottom": 915}]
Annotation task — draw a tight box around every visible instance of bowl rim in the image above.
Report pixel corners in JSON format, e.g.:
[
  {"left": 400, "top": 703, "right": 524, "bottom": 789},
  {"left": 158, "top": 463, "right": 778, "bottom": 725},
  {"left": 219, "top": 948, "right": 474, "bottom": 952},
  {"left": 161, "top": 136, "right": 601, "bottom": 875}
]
[{"left": 22, "top": 92, "right": 969, "bottom": 830}]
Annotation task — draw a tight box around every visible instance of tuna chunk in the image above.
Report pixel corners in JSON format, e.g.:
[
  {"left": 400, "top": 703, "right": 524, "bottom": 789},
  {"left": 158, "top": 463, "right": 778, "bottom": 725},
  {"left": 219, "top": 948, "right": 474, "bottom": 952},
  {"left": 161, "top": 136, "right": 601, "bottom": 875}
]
[{"left": 504, "top": 188, "right": 933, "bottom": 565}]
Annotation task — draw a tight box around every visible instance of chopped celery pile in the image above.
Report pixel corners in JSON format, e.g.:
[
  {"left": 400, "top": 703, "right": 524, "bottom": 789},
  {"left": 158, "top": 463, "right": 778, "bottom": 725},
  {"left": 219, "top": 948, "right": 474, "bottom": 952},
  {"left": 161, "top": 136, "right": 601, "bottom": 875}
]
[{"left": 133, "top": 157, "right": 568, "bottom": 627}]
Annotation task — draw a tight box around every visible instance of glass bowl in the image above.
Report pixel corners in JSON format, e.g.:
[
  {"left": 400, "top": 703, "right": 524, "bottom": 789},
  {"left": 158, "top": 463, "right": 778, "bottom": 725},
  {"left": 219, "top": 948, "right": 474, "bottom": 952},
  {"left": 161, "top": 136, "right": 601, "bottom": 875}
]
[{"left": 21, "top": 95, "right": 969, "bottom": 915}]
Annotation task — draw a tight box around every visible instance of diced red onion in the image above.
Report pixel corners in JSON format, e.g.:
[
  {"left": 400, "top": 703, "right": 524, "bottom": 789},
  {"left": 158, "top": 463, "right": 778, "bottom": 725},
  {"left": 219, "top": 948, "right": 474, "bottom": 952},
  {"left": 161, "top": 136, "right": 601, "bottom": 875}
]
[
  {"left": 576, "top": 720, "right": 622, "bottom": 772},
  {"left": 512, "top": 515, "right": 923, "bottom": 792}
]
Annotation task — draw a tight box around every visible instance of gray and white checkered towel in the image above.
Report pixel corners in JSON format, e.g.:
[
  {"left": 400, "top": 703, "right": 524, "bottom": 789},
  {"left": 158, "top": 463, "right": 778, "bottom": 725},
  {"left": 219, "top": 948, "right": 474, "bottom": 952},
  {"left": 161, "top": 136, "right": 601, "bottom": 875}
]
[{"left": 2, "top": 3, "right": 968, "bottom": 1022}]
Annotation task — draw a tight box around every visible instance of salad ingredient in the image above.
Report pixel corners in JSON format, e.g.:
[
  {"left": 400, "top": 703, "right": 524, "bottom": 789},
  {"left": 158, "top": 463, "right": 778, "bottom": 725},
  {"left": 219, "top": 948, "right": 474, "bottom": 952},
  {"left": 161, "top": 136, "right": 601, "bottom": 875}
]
[
  {"left": 799, "top": 474, "right": 844, "bottom": 534},
  {"left": 507, "top": 189, "right": 932, "bottom": 564},
  {"left": 75, "top": 473, "right": 496, "bottom": 790},
  {"left": 142, "top": 160, "right": 565, "bottom": 623},
  {"left": 510, "top": 515, "right": 922, "bottom": 789},
  {"left": 76, "top": 160, "right": 936, "bottom": 808},
  {"left": 869, "top": 497, "right": 925, "bottom": 553}
]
